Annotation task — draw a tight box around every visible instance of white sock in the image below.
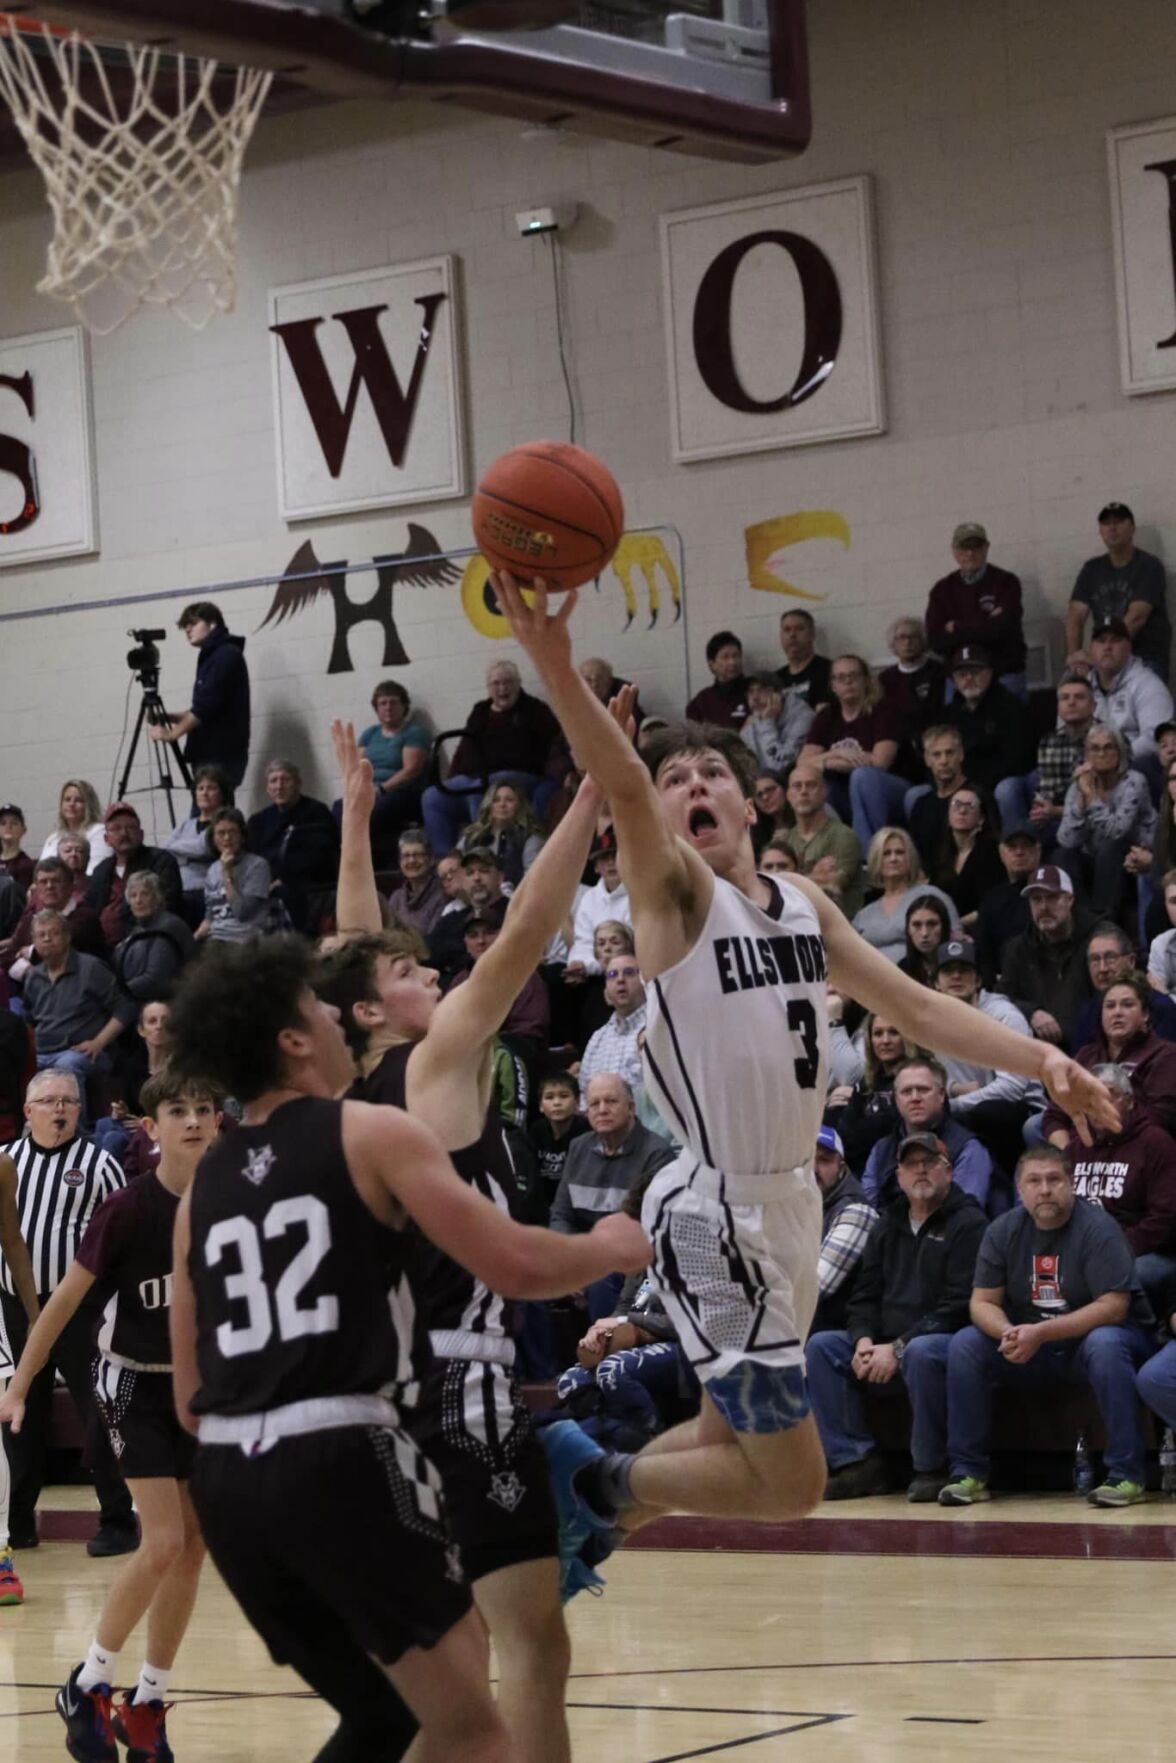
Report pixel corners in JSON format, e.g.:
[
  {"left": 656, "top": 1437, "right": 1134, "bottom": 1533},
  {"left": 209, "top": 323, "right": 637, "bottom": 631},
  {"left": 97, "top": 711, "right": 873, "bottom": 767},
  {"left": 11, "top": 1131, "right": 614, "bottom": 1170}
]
[
  {"left": 78, "top": 1640, "right": 119, "bottom": 1692},
  {"left": 133, "top": 1664, "right": 170, "bottom": 1705}
]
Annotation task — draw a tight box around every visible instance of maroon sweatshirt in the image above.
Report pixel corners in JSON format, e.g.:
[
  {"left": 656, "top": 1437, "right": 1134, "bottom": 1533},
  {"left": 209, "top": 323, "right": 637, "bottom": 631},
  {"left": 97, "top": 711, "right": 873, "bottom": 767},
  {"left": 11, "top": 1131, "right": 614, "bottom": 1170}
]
[
  {"left": 1066, "top": 1109, "right": 1176, "bottom": 1257},
  {"left": 1042, "top": 1028, "right": 1176, "bottom": 1140},
  {"left": 925, "top": 563, "right": 1026, "bottom": 675}
]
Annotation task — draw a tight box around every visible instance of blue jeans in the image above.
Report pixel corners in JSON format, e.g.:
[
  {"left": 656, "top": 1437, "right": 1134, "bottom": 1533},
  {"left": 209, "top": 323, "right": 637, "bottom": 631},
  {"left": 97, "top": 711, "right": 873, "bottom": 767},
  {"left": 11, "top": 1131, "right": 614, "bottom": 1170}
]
[
  {"left": 946, "top": 1322, "right": 1154, "bottom": 1484},
  {"left": 994, "top": 768, "right": 1039, "bottom": 835},
  {"left": 35, "top": 1048, "right": 109, "bottom": 1126},
  {"left": 1136, "top": 1338, "right": 1176, "bottom": 1430},
  {"left": 1134, "top": 1252, "right": 1176, "bottom": 1311},
  {"left": 825, "top": 767, "right": 909, "bottom": 848},
  {"left": 421, "top": 769, "right": 545, "bottom": 855},
  {"left": 805, "top": 1328, "right": 951, "bottom": 1473}
]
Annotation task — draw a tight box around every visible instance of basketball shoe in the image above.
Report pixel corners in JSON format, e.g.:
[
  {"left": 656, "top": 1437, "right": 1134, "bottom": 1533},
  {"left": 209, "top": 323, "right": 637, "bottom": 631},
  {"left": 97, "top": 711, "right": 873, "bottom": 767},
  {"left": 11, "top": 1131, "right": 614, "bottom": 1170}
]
[
  {"left": 0, "top": 1546, "right": 23, "bottom": 1606},
  {"left": 113, "top": 1692, "right": 175, "bottom": 1763},
  {"left": 56, "top": 1664, "right": 117, "bottom": 1763}
]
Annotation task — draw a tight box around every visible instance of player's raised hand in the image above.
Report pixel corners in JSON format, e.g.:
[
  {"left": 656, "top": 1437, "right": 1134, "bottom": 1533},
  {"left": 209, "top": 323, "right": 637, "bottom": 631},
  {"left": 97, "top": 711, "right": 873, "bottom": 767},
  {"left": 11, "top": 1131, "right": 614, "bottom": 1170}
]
[
  {"left": 491, "top": 570, "right": 578, "bottom": 678},
  {"left": 0, "top": 1386, "right": 25, "bottom": 1432},
  {"left": 1039, "top": 1049, "right": 1120, "bottom": 1145},
  {"left": 330, "top": 719, "right": 376, "bottom": 821},
  {"left": 606, "top": 681, "right": 639, "bottom": 745},
  {"left": 589, "top": 1212, "right": 653, "bottom": 1275}
]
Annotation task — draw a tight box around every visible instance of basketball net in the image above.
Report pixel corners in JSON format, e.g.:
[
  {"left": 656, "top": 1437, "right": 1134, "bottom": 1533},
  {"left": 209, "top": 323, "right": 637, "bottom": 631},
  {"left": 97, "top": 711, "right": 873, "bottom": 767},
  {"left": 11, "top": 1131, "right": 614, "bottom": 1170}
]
[{"left": 0, "top": 15, "right": 272, "bottom": 333}]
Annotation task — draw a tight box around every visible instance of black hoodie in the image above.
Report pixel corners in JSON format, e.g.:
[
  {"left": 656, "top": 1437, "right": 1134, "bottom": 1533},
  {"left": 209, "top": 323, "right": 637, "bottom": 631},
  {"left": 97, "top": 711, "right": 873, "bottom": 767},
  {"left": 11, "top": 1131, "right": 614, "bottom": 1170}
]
[
  {"left": 846, "top": 1181, "right": 987, "bottom": 1349},
  {"left": 187, "top": 624, "right": 250, "bottom": 774}
]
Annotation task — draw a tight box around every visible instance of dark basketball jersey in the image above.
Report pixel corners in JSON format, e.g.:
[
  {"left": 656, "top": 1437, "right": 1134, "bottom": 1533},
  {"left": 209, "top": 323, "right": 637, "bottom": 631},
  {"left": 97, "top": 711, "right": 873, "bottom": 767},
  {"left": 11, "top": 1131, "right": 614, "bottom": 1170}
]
[
  {"left": 188, "top": 1096, "right": 412, "bottom": 1417},
  {"left": 354, "top": 1045, "right": 516, "bottom": 1351},
  {"left": 74, "top": 1173, "right": 180, "bottom": 1371}
]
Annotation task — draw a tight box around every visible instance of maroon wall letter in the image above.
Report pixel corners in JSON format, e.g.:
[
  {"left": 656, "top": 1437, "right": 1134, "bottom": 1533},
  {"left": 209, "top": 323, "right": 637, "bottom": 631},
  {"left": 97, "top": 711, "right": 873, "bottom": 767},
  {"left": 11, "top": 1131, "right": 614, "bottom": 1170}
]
[{"left": 692, "top": 231, "right": 842, "bottom": 413}]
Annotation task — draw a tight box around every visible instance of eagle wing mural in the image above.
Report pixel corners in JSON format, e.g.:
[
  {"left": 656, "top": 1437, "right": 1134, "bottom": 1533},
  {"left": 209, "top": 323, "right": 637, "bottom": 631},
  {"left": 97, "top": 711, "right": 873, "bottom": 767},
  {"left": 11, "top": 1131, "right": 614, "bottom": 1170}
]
[{"left": 256, "top": 539, "right": 344, "bottom": 631}]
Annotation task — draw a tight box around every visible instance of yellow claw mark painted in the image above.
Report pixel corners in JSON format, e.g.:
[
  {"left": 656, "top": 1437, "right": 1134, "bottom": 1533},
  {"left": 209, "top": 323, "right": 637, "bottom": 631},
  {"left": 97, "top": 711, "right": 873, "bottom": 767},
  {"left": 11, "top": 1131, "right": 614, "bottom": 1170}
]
[
  {"left": 606, "top": 532, "right": 682, "bottom": 631},
  {"left": 745, "top": 511, "right": 851, "bottom": 602},
  {"left": 460, "top": 552, "right": 533, "bottom": 640}
]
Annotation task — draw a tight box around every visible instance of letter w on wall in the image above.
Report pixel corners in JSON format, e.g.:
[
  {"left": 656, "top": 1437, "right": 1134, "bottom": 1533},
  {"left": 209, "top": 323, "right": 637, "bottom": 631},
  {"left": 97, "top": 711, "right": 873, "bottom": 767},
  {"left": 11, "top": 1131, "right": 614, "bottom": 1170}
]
[{"left": 268, "top": 258, "right": 467, "bottom": 522}]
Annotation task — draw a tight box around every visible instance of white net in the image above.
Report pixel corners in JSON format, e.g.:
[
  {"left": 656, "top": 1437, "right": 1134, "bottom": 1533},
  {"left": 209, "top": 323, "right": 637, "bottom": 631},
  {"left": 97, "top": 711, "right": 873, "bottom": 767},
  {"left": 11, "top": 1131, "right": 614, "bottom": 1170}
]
[{"left": 0, "top": 17, "right": 273, "bottom": 333}]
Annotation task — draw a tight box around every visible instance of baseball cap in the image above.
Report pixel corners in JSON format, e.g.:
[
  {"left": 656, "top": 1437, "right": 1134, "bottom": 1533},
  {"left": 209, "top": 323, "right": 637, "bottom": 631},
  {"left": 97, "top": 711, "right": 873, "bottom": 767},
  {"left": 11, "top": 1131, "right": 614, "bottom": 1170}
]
[
  {"left": 1091, "top": 616, "right": 1130, "bottom": 640},
  {"left": 459, "top": 845, "right": 501, "bottom": 869},
  {"left": 950, "top": 644, "right": 993, "bottom": 670},
  {"left": 952, "top": 522, "right": 988, "bottom": 547},
  {"left": 1022, "top": 864, "right": 1074, "bottom": 898},
  {"left": 1098, "top": 501, "right": 1134, "bottom": 523},
  {"left": 898, "top": 1131, "right": 949, "bottom": 1162},
  {"left": 104, "top": 800, "right": 140, "bottom": 825},
  {"left": 590, "top": 826, "right": 618, "bottom": 862},
  {"left": 816, "top": 1124, "right": 845, "bottom": 1159},
  {"left": 1000, "top": 821, "right": 1042, "bottom": 845},
  {"left": 463, "top": 909, "right": 500, "bottom": 933},
  {"left": 0, "top": 802, "right": 23, "bottom": 820},
  {"left": 935, "top": 937, "right": 977, "bottom": 970}
]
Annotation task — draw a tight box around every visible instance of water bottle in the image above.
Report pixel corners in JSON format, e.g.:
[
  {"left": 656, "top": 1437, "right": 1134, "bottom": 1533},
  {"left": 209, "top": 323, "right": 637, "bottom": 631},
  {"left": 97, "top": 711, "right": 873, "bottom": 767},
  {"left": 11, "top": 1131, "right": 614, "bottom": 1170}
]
[
  {"left": 1160, "top": 1428, "right": 1176, "bottom": 1498},
  {"left": 1073, "top": 1431, "right": 1095, "bottom": 1496}
]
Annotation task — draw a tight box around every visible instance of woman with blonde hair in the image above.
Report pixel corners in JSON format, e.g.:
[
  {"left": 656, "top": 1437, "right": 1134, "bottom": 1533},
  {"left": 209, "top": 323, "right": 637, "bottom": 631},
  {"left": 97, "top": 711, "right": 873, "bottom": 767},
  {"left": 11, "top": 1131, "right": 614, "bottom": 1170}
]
[
  {"left": 39, "top": 779, "right": 111, "bottom": 872},
  {"left": 826, "top": 1012, "right": 926, "bottom": 1172},
  {"left": 851, "top": 827, "right": 958, "bottom": 962},
  {"left": 459, "top": 780, "right": 544, "bottom": 885},
  {"left": 800, "top": 653, "right": 911, "bottom": 845}
]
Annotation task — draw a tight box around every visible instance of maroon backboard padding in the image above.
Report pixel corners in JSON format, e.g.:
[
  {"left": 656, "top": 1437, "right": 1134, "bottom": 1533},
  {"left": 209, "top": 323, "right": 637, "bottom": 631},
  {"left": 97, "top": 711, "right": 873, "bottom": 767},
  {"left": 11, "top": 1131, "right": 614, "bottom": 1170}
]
[{"left": 9, "top": 0, "right": 811, "bottom": 163}]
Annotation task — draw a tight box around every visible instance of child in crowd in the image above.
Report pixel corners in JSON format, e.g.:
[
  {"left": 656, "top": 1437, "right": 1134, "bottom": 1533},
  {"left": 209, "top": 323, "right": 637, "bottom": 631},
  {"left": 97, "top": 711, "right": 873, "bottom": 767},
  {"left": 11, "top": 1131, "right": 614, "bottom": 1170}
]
[
  {"left": 527, "top": 1071, "right": 591, "bottom": 1225},
  {"left": 0, "top": 1070, "right": 219, "bottom": 1761},
  {"left": 0, "top": 804, "right": 34, "bottom": 892}
]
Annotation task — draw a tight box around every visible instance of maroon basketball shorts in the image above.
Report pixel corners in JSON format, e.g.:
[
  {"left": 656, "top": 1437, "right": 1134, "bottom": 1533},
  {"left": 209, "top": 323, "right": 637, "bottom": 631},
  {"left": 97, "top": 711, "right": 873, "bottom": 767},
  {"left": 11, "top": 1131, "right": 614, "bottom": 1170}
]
[{"left": 90, "top": 1361, "right": 197, "bottom": 1481}]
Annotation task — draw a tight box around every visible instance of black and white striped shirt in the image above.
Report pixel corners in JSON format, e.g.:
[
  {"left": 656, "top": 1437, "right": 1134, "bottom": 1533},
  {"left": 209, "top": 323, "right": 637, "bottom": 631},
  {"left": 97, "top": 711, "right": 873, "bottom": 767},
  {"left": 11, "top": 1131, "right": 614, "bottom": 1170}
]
[{"left": 0, "top": 1133, "right": 126, "bottom": 1297}]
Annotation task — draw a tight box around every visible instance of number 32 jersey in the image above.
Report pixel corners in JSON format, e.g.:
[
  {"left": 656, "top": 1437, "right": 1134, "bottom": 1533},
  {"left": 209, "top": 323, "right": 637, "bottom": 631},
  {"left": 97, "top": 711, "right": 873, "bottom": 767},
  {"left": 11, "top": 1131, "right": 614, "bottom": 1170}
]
[
  {"left": 188, "top": 1096, "right": 411, "bottom": 1418},
  {"left": 641, "top": 873, "right": 828, "bottom": 1188}
]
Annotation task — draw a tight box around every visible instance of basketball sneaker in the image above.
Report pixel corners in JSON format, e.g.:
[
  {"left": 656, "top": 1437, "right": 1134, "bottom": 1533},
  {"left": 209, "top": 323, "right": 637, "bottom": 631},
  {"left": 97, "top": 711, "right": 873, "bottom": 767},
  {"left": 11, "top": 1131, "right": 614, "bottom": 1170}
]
[
  {"left": 1087, "top": 1479, "right": 1145, "bottom": 1508},
  {"left": 112, "top": 1693, "right": 175, "bottom": 1763},
  {"left": 0, "top": 1547, "right": 23, "bottom": 1606},
  {"left": 937, "top": 1475, "right": 990, "bottom": 1507},
  {"left": 56, "top": 1664, "right": 117, "bottom": 1763}
]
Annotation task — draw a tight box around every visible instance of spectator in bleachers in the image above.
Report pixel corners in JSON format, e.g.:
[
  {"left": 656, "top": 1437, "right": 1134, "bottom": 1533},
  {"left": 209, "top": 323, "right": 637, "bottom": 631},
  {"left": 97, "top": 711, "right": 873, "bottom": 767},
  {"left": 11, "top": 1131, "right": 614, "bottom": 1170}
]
[
  {"left": 1129, "top": 755, "right": 1176, "bottom": 937},
  {"left": 740, "top": 673, "right": 812, "bottom": 775},
  {"left": 384, "top": 828, "right": 448, "bottom": 936},
  {"left": 1002, "top": 865, "right": 1098, "bottom": 1049},
  {"left": 246, "top": 758, "right": 339, "bottom": 936},
  {"left": 421, "top": 657, "right": 567, "bottom": 853},
  {"left": 760, "top": 836, "right": 800, "bottom": 877},
  {"left": 878, "top": 617, "right": 945, "bottom": 736},
  {"left": 1066, "top": 501, "right": 1171, "bottom": 681},
  {"left": 905, "top": 725, "right": 969, "bottom": 869},
  {"left": 449, "top": 912, "right": 549, "bottom": 1083},
  {"left": 1147, "top": 870, "right": 1176, "bottom": 999},
  {"left": 929, "top": 786, "right": 1005, "bottom": 930},
  {"left": 810, "top": 1126, "right": 878, "bottom": 1334},
  {"left": 1135, "top": 1292, "right": 1176, "bottom": 1447},
  {"left": 113, "top": 871, "right": 195, "bottom": 1003},
  {"left": 783, "top": 762, "right": 863, "bottom": 915},
  {"left": 427, "top": 847, "right": 507, "bottom": 987},
  {"left": 37, "top": 779, "right": 110, "bottom": 874},
  {"left": 578, "top": 953, "right": 646, "bottom": 1104},
  {"left": 998, "top": 671, "right": 1099, "bottom": 848},
  {"left": 851, "top": 829, "right": 958, "bottom": 963},
  {"left": 563, "top": 828, "right": 630, "bottom": 981},
  {"left": 579, "top": 657, "right": 643, "bottom": 730},
  {"left": 808, "top": 1130, "right": 986, "bottom": 1501},
  {"left": 775, "top": 607, "right": 831, "bottom": 711},
  {"left": 23, "top": 913, "right": 135, "bottom": 1112},
  {"left": 898, "top": 893, "right": 954, "bottom": 987},
  {"left": 934, "top": 937, "right": 1044, "bottom": 1187},
  {"left": 943, "top": 646, "right": 1036, "bottom": 829},
  {"left": 863, "top": 1057, "right": 994, "bottom": 1212},
  {"left": 752, "top": 773, "right": 791, "bottom": 852},
  {"left": 527, "top": 1071, "right": 591, "bottom": 1226},
  {"left": 2, "top": 858, "right": 107, "bottom": 985},
  {"left": 459, "top": 781, "right": 545, "bottom": 885},
  {"left": 85, "top": 802, "right": 183, "bottom": 947},
  {"left": 0, "top": 805, "right": 34, "bottom": 893},
  {"left": 685, "top": 630, "right": 751, "bottom": 729},
  {"left": 163, "top": 763, "right": 233, "bottom": 926},
  {"left": 1064, "top": 1063, "right": 1176, "bottom": 1308},
  {"left": 1084, "top": 619, "right": 1172, "bottom": 795},
  {"left": 974, "top": 824, "right": 1041, "bottom": 987},
  {"left": 347, "top": 679, "right": 429, "bottom": 849},
  {"left": 825, "top": 1016, "right": 922, "bottom": 1174},
  {"left": 56, "top": 832, "right": 92, "bottom": 893},
  {"left": 199, "top": 808, "right": 272, "bottom": 945},
  {"left": 925, "top": 522, "right": 1027, "bottom": 695},
  {"left": 801, "top": 655, "right": 909, "bottom": 845},
  {"left": 1055, "top": 725, "right": 1155, "bottom": 917},
  {"left": 826, "top": 985, "right": 866, "bottom": 1089},
  {"left": 1078, "top": 921, "right": 1176, "bottom": 1047},
  {"left": 1042, "top": 973, "right": 1176, "bottom": 1143},
  {"left": 940, "top": 1145, "right": 1155, "bottom": 1509}
]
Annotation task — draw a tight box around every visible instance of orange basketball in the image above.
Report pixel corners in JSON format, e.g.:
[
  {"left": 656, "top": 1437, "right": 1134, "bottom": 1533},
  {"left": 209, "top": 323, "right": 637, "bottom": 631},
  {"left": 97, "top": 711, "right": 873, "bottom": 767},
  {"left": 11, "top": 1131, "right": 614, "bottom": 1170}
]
[{"left": 471, "top": 440, "right": 624, "bottom": 591}]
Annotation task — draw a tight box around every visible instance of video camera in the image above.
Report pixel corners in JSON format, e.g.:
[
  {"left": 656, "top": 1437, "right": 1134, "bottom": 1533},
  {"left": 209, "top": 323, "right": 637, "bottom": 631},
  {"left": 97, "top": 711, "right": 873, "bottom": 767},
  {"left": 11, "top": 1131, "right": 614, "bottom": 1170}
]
[{"left": 126, "top": 627, "right": 166, "bottom": 680}]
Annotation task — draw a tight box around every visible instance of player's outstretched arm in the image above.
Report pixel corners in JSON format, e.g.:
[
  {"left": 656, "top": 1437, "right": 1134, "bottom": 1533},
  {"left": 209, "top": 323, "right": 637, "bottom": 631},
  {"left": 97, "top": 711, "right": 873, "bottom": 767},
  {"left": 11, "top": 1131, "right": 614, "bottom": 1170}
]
[
  {"left": 419, "top": 775, "right": 601, "bottom": 1071},
  {"left": 494, "top": 572, "right": 692, "bottom": 913},
  {"left": 331, "top": 719, "right": 382, "bottom": 938},
  {"left": 0, "top": 1154, "right": 38, "bottom": 1327},
  {"left": 344, "top": 1100, "right": 651, "bottom": 1299},
  {"left": 793, "top": 874, "right": 1119, "bottom": 1145},
  {"left": 0, "top": 1260, "right": 94, "bottom": 1432},
  {"left": 170, "top": 1188, "right": 201, "bottom": 1436}
]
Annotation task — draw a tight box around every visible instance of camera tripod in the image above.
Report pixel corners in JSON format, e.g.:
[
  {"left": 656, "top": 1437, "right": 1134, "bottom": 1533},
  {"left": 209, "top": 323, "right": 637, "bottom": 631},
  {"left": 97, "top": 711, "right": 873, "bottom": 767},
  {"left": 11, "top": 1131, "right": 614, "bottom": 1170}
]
[{"left": 117, "top": 680, "right": 193, "bottom": 827}]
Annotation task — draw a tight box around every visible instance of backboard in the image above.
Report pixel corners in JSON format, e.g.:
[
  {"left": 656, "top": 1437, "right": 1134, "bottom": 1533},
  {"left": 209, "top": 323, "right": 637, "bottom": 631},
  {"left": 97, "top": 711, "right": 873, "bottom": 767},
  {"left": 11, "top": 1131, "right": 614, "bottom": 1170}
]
[{"left": 9, "top": 0, "right": 810, "bottom": 163}]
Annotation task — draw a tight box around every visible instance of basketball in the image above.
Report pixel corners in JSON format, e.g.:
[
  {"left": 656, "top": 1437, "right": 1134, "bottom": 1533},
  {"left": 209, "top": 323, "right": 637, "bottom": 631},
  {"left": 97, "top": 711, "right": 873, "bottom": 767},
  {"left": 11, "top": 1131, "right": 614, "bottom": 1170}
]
[{"left": 471, "top": 440, "right": 625, "bottom": 591}]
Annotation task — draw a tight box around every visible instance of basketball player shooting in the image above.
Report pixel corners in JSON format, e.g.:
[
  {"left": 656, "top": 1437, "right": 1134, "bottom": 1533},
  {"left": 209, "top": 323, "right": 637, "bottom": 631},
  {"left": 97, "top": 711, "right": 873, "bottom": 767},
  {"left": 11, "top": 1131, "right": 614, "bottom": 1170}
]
[{"left": 494, "top": 570, "right": 1121, "bottom": 1589}]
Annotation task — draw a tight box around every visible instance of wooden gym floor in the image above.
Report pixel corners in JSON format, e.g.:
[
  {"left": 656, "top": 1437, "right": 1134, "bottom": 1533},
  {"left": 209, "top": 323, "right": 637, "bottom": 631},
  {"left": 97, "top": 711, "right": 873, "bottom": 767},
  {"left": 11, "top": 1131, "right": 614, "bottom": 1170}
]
[{"left": 4, "top": 1489, "right": 1175, "bottom": 1761}]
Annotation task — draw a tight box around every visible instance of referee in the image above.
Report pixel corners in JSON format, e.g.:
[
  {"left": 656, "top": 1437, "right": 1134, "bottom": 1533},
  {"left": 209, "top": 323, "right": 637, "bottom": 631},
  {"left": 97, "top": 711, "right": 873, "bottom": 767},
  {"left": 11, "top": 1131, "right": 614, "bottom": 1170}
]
[{"left": 0, "top": 1070, "right": 136, "bottom": 1556}]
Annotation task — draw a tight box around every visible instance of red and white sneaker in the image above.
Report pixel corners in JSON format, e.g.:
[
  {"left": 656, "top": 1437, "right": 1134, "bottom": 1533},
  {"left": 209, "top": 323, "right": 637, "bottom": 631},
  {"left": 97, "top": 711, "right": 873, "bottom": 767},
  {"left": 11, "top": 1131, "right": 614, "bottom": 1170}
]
[
  {"left": 112, "top": 1693, "right": 175, "bottom": 1763},
  {"left": 0, "top": 1548, "right": 23, "bottom": 1606}
]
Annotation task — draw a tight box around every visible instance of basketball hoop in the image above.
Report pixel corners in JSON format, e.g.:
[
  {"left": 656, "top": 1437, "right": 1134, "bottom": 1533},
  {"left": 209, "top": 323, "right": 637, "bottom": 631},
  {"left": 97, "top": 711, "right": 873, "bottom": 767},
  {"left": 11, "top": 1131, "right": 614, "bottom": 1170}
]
[{"left": 0, "top": 13, "right": 272, "bottom": 333}]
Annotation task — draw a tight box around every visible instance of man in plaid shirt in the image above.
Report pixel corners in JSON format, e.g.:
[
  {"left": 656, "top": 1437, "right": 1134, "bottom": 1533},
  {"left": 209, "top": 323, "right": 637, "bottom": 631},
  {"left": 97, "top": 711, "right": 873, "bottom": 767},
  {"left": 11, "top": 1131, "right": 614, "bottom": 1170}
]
[{"left": 1025, "top": 672, "right": 1100, "bottom": 849}]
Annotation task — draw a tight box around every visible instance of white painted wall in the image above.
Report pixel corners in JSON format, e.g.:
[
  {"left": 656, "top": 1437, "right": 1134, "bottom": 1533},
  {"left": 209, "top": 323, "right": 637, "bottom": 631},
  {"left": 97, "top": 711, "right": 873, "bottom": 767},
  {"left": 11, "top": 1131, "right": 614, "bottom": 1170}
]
[{"left": 2, "top": 0, "right": 1176, "bottom": 850}]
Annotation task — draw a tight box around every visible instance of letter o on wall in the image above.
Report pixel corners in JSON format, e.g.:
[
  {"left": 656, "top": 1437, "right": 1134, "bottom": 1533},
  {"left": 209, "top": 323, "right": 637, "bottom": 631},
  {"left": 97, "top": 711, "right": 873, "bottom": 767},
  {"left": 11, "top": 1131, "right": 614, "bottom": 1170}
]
[{"left": 692, "top": 231, "right": 843, "bottom": 414}]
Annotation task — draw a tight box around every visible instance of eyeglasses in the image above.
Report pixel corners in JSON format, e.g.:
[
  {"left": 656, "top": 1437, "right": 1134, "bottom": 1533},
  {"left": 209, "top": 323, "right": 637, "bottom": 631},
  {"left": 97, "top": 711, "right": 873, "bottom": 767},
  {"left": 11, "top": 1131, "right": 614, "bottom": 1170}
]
[
  {"left": 29, "top": 1096, "right": 80, "bottom": 1109},
  {"left": 605, "top": 966, "right": 640, "bottom": 981}
]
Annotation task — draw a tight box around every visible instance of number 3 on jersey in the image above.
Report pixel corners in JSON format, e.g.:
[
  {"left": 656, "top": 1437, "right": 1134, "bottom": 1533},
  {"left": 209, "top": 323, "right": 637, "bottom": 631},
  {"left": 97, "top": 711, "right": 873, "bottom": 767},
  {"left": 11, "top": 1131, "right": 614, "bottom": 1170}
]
[
  {"left": 205, "top": 1195, "right": 339, "bottom": 1358},
  {"left": 787, "top": 999, "right": 820, "bottom": 1090}
]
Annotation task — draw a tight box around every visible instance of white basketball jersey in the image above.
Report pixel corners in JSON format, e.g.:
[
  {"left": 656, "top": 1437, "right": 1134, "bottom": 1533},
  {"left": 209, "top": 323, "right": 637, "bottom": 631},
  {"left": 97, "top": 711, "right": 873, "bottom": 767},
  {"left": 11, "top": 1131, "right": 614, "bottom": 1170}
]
[{"left": 641, "top": 873, "right": 828, "bottom": 1185}]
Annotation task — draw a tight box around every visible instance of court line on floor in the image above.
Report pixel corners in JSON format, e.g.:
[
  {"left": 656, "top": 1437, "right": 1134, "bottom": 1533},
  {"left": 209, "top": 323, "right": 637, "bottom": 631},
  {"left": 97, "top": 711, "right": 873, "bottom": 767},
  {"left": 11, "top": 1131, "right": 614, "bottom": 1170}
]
[
  {"left": 648, "top": 1717, "right": 846, "bottom": 1762},
  {"left": 565, "top": 1650, "right": 1176, "bottom": 1679}
]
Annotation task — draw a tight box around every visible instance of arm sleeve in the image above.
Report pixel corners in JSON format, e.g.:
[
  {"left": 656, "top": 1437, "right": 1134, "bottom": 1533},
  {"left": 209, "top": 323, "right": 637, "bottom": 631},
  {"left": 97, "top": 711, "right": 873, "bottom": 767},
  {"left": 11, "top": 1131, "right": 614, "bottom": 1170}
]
[
  {"left": 951, "top": 1138, "right": 994, "bottom": 1207},
  {"left": 548, "top": 1163, "right": 577, "bottom": 1235},
  {"left": 1056, "top": 783, "right": 1085, "bottom": 850},
  {"left": 973, "top": 1217, "right": 1007, "bottom": 1289},
  {"left": 924, "top": 581, "right": 948, "bottom": 653},
  {"left": 1131, "top": 669, "right": 1174, "bottom": 756},
  {"left": 232, "top": 854, "right": 272, "bottom": 923},
  {"left": 1085, "top": 774, "right": 1154, "bottom": 844},
  {"left": 1125, "top": 1143, "right": 1176, "bottom": 1257},
  {"left": 844, "top": 1224, "right": 885, "bottom": 1343},
  {"left": 818, "top": 1202, "right": 878, "bottom": 1297},
  {"left": 190, "top": 645, "right": 244, "bottom": 721},
  {"left": 827, "top": 1023, "right": 865, "bottom": 1089}
]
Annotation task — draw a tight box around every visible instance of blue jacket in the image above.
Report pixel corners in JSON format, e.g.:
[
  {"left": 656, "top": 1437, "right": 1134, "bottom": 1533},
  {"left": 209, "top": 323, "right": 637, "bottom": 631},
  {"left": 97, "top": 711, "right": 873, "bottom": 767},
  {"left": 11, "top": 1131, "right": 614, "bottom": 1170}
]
[
  {"left": 863, "top": 1111, "right": 995, "bottom": 1215},
  {"left": 186, "top": 625, "right": 250, "bottom": 773}
]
